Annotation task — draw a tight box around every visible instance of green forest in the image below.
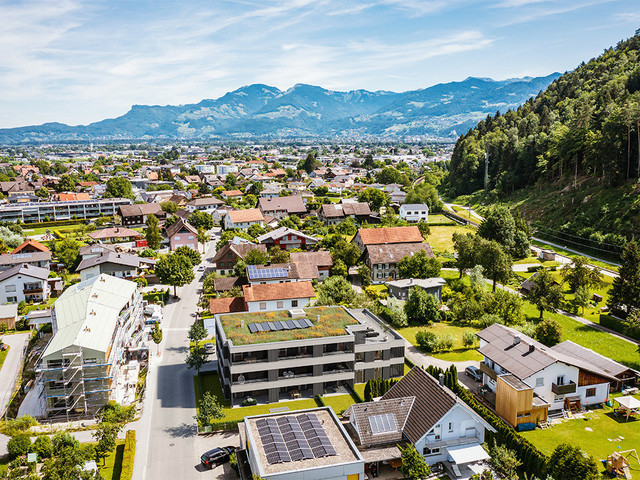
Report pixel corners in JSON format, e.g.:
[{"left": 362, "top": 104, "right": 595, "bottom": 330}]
[{"left": 444, "top": 31, "right": 640, "bottom": 243}]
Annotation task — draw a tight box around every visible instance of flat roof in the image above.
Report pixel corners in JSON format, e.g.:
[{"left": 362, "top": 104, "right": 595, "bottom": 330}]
[
  {"left": 219, "top": 306, "right": 358, "bottom": 346},
  {"left": 245, "top": 407, "right": 363, "bottom": 476}
]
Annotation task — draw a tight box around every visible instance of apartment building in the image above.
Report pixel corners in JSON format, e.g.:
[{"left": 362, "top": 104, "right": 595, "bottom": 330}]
[
  {"left": 215, "top": 306, "right": 405, "bottom": 404},
  {"left": 37, "top": 275, "right": 144, "bottom": 420},
  {"left": 0, "top": 198, "right": 132, "bottom": 223}
]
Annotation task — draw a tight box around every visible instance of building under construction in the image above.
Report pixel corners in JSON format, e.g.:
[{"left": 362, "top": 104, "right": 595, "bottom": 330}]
[{"left": 37, "top": 274, "right": 144, "bottom": 420}]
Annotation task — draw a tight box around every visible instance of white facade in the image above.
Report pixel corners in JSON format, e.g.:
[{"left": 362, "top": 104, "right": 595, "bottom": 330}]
[
  {"left": 217, "top": 164, "right": 238, "bottom": 175},
  {"left": 245, "top": 296, "right": 311, "bottom": 313},
  {"left": 0, "top": 272, "right": 50, "bottom": 304},
  {"left": 414, "top": 403, "right": 488, "bottom": 465},
  {"left": 224, "top": 216, "right": 264, "bottom": 230},
  {"left": 399, "top": 204, "right": 429, "bottom": 222},
  {"left": 79, "top": 264, "right": 136, "bottom": 282},
  {"left": 194, "top": 164, "right": 215, "bottom": 174}
]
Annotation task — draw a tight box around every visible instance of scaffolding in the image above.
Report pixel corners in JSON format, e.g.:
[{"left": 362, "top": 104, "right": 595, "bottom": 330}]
[{"left": 40, "top": 346, "right": 113, "bottom": 422}]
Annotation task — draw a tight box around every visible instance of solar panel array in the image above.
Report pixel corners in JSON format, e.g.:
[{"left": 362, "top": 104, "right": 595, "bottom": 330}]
[
  {"left": 248, "top": 318, "right": 313, "bottom": 333},
  {"left": 257, "top": 413, "right": 337, "bottom": 465},
  {"left": 368, "top": 413, "right": 397, "bottom": 435},
  {"left": 247, "top": 265, "right": 289, "bottom": 280}
]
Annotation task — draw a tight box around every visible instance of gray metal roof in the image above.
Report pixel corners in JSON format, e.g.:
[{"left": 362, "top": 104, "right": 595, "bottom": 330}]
[
  {"left": 386, "top": 277, "right": 446, "bottom": 289},
  {"left": 0, "top": 251, "right": 51, "bottom": 266},
  {"left": 0, "top": 263, "right": 50, "bottom": 283},
  {"left": 43, "top": 274, "right": 138, "bottom": 358},
  {"left": 76, "top": 252, "right": 154, "bottom": 272}
]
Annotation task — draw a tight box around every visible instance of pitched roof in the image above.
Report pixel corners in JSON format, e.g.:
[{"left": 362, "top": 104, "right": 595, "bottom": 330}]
[
  {"left": 381, "top": 367, "right": 457, "bottom": 444},
  {"left": 119, "top": 203, "right": 164, "bottom": 217},
  {"left": 78, "top": 244, "right": 118, "bottom": 257},
  {"left": 0, "top": 263, "right": 50, "bottom": 283},
  {"left": 321, "top": 202, "right": 371, "bottom": 218},
  {"left": 258, "top": 195, "right": 307, "bottom": 214},
  {"left": 88, "top": 227, "right": 141, "bottom": 240},
  {"left": 256, "top": 227, "right": 318, "bottom": 244},
  {"left": 187, "top": 196, "right": 225, "bottom": 207},
  {"left": 222, "top": 189, "right": 243, "bottom": 197},
  {"left": 0, "top": 251, "right": 51, "bottom": 266},
  {"left": 357, "top": 226, "right": 423, "bottom": 246},
  {"left": 242, "top": 281, "right": 315, "bottom": 302},
  {"left": 211, "top": 242, "right": 267, "bottom": 263},
  {"left": 212, "top": 276, "right": 247, "bottom": 292},
  {"left": 76, "top": 252, "right": 154, "bottom": 272},
  {"left": 209, "top": 297, "right": 247, "bottom": 314},
  {"left": 11, "top": 239, "right": 50, "bottom": 254},
  {"left": 366, "top": 242, "right": 434, "bottom": 264},
  {"left": 344, "top": 397, "right": 415, "bottom": 446},
  {"left": 551, "top": 340, "right": 638, "bottom": 378},
  {"left": 289, "top": 250, "right": 333, "bottom": 268},
  {"left": 165, "top": 218, "right": 197, "bottom": 237},
  {"left": 227, "top": 208, "right": 264, "bottom": 224}
]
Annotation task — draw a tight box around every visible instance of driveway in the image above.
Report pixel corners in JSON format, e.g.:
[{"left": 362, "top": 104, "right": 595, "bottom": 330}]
[{"left": 0, "top": 332, "right": 30, "bottom": 416}]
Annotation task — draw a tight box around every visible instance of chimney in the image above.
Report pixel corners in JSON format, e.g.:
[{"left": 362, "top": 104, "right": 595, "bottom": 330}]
[
  {"left": 529, "top": 344, "right": 535, "bottom": 353},
  {"left": 513, "top": 335, "right": 521, "bottom": 346},
  {"left": 439, "top": 373, "right": 445, "bottom": 386}
]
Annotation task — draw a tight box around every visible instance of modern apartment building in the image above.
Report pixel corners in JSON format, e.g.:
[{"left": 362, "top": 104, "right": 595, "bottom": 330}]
[
  {"left": 0, "top": 198, "right": 132, "bottom": 223},
  {"left": 37, "top": 274, "right": 144, "bottom": 420},
  {"left": 215, "top": 306, "right": 405, "bottom": 404}
]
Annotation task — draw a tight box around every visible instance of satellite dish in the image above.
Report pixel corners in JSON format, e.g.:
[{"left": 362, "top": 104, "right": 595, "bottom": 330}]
[{"left": 238, "top": 375, "right": 245, "bottom": 384}]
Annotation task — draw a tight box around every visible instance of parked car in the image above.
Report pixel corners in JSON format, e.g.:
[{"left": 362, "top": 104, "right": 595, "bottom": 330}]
[
  {"left": 204, "top": 343, "right": 216, "bottom": 355},
  {"left": 200, "top": 446, "right": 235, "bottom": 469},
  {"left": 465, "top": 365, "right": 482, "bottom": 382},
  {"left": 198, "top": 265, "right": 205, "bottom": 272}
]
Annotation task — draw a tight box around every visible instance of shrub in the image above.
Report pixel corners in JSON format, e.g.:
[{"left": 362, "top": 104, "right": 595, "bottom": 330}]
[
  {"left": 0, "top": 415, "right": 38, "bottom": 436},
  {"left": 415, "top": 330, "right": 439, "bottom": 352},
  {"left": 462, "top": 330, "right": 477, "bottom": 347},
  {"left": 440, "top": 333, "right": 454, "bottom": 351},
  {"left": 33, "top": 435, "right": 53, "bottom": 459},
  {"left": 7, "top": 435, "right": 31, "bottom": 459},
  {"left": 478, "top": 313, "right": 502, "bottom": 328},
  {"left": 121, "top": 430, "right": 136, "bottom": 480},
  {"left": 535, "top": 318, "right": 562, "bottom": 346},
  {"left": 242, "top": 398, "right": 258, "bottom": 406}
]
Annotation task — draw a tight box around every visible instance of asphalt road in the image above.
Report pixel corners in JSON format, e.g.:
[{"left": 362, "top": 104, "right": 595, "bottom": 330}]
[
  {"left": 134, "top": 232, "right": 237, "bottom": 480},
  {"left": 0, "top": 332, "right": 30, "bottom": 416}
]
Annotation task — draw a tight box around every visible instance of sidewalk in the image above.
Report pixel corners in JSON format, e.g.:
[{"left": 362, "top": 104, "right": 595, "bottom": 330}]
[{"left": 0, "top": 332, "right": 30, "bottom": 416}]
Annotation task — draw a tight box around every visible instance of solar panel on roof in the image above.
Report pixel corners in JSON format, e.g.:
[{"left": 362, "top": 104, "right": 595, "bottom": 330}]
[
  {"left": 282, "top": 320, "right": 294, "bottom": 330},
  {"left": 248, "top": 323, "right": 258, "bottom": 333}
]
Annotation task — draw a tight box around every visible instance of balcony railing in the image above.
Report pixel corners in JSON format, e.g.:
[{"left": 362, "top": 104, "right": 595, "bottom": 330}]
[
  {"left": 551, "top": 381, "right": 576, "bottom": 395},
  {"left": 479, "top": 362, "right": 497, "bottom": 380},
  {"left": 23, "top": 287, "right": 43, "bottom": 294}
]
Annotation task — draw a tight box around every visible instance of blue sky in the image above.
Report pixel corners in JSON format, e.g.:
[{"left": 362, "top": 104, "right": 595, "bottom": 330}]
[{"left": 0, "top": 0, "right": 638, "bottom": 128}]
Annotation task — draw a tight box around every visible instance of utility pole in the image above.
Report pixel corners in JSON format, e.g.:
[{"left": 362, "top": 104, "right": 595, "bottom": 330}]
[{"left": 484, "top": 150, "right": 489, "bottom": 192}]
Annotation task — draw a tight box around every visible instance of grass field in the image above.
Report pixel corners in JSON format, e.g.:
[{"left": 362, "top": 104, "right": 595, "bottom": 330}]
[
  {"left": 521, "top": 399, "right": 640, "bottom": 473},
  {"left": 398, "top": 322, "right": 482, "bottom": 362},
  {"left": 427, "top": 214, "right": 456, "bottom": 225},
  {"left": 531, "top": 239, "right": 619, "bottom": 271},
  {"left": 426, "top": 225, "right": 476, "bottom": 254},
  {"left": 321, "top": 393, "right": 359, "bottom": 415},
  {"left": 98, "top": 440, "right": 128, "bottom": 480}
]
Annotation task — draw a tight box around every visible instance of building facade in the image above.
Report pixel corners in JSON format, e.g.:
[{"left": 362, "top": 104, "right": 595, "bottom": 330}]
[
  {"left": 399, "top": 204, "right": 429, "bottom": 222},
  {"left": 0, "top": 198, "right": 132, "bottom": 223}
]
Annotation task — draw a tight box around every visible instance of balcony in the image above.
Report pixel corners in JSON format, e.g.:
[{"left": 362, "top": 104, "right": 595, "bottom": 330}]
[
  {"left": 479, "top": 362, "right": 497, "bottom": 381},
  {"left": 551, "top": 381, "right": 576, "bottom": 395},
  {"left": 23, "top": 287, "right": 43, "bottom": 294}
]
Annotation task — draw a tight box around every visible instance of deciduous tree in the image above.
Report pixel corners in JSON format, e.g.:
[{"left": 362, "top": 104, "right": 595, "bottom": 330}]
[
  {"left": 155, "top": 253, "right": 195, "bottom": 296},
  {"left": 399, "top": 444, "right": 430, "bottom": 480},
  {"left": 524, "top": 270, "right": 563, "bottom": 318},
  {"left": 104, "top": 177, "right": 134, "bottom": 199},
  {"left": 397, "top": 251, "right": 441, "bottom": 279},
  {"left": 145, "top": 213, "right": 162, "bottom": 249},
  {"left": 316, "top": 276, "right": 355, "bottom": 305}
]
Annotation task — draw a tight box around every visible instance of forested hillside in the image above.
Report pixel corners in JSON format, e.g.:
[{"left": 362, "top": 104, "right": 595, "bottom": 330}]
[{"left": 445, "top": 32, "right": 640, "bottom": 243}]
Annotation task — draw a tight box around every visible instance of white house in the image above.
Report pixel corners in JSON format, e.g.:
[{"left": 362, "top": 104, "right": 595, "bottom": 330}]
[
  {"left": 0, "top": 263, "right": 50, "bottom": 304},
  {"left": 242, "top": 281, "right": 315, "bottom": 312},
  {"left": 194, "top": 164, "right": 215, "bottom": 174},
  {"left": 399, "top": 203, "right": 429, "bottom": 222},
  {"left": 224, "top": 209, "right": 265, "bottom": 230}
]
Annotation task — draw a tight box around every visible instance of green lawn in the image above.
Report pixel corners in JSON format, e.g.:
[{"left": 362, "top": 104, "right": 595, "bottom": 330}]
[
  {"left": 24, "top": 223, "right": 87, "bottom": 237},
  {"left": 426, "top": 225, "right": 476, "bottom": 254},
  {"left": 531, "top": 239, "right": 619, "bottom": 271},
  {"left": 521, "top": 400, "right": 640, "bottom": 473},
  {"left": 398, "top": 322, "right": 482, "bottom": 362},
  {"left": 427, "top": 214, "right": 456, "bottom": 225},
  {"left": 194, "top": 373, "right": 320, "bottom": 425},
  {"left": 321, "top": 393, "right": 359, "bottom": 415}
]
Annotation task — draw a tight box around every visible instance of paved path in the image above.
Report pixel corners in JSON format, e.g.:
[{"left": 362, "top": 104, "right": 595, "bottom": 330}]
[{"left": 0, "top": 332, "right": 30, "bottom": 416}]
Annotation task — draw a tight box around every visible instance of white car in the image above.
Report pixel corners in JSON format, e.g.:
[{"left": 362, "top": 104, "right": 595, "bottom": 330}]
[
  {"left": 204, "top": 343, "right": 216, "bottom": 355},
  {"left": 197, "top": 265, "right": 205, "bottom": 272}
]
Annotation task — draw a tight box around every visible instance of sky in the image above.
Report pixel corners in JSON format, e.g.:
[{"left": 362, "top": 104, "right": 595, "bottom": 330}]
[{"left": 0, "top": 0, "right": 638, "bottom": 128}]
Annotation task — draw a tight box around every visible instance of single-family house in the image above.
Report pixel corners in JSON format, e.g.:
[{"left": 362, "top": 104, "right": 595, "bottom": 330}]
[
  {"left": 185, "top": 196, "right": 225, "bottom": 213},
  {"left": 320, "top": 202, "right": 372, "bottom": 225},
  {"left": 289, "top": 251, "right": 333, "bottom": 281},
  {"left": 88, "top": 227, "right": 141, "bottom": 244},
  {"left": 222, "top": 189, "right": 244, "bottom": 200},
  {"left": 386, "top": 277, "right": 446, "bottom": 308},
  {"left": 0, "top": 251, "right": 51, "bottom": 272},
  {"left": 119, "top": 203, "right": 166, "bottom": 227},
  {"left": 353, "top": 226, "right": 423, "bottom": 253},
  {"left": 399, "top": 204, "right": 429, "bottom": 222},
  {"left": 11, "top": 239, "right": 50, "bottom": 255},
  {"left": 166, "top": 218, "right": 199, "bottom": 251},
  {"left": 364, "top": 242, "right": 434, "bottom": 284},
  {"left": 242, "top": 281, "right": 315, "bottom": 312},
  {"left": 0, "top": 263, "right": 51, "bottom": 304},
  {"left": 258, "top": 195, "right": 307, "bottom": 220},
  {"left": 76, "top": 252, "right": 155, "bottom": 282},
  {"left": 211, "top": 242, "right": 268, "bottom": 275},
  {"left": 256, "top": 227, "right": 318, "bottom": 251},
  {"left": 224, "top": 209, "right": 265, "bottom": 230}
]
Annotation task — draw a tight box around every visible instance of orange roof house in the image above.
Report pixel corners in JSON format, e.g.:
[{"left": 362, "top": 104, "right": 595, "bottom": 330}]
[
  {"left": 57, "top": 192, "right": 91, "bottom": 201},
  {"left": 242, "top": 281, "right": 315, "bottom": 303},
  {"left": 11, "top": 239, "right": 50, "bottom": 254},
  {"left": 354, "top": 226, "right": 423, "bottom": 252}
]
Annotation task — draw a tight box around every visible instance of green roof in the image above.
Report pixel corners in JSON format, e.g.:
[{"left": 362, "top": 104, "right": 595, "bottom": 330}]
[{"left": 220, "top": 306, "right": 358, "bottom": 345}]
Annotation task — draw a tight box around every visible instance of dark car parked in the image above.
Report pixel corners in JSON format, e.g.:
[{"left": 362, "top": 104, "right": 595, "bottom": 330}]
[
  {"left": 465, "top": 365, "right": 482, "bottom": 382},
  {"left": 200, "top": 446, "right": 235, "bottom": 469}
]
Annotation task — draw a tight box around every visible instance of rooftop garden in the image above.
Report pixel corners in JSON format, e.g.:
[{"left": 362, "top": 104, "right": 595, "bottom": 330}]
[{"left": 220, "top": 306, "right": 359, "bottom": 345}]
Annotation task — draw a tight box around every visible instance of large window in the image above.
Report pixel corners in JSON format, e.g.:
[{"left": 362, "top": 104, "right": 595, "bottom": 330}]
[
  {"left": 4, "top": 285, "right": 15, "bottom": 293},
  {"left": 423, "top": 447, "right": 441, "bottom": 456},
  {"left": 586, "top": 387, "right": 596, "bottom": 397}
]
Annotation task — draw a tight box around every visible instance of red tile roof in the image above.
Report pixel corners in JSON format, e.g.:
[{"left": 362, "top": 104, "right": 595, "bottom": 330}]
[
  {"left": 11, "top": 239, "right": 50, "bottom": 254},
  {"left": 357, "top": 226, "right": 423, "bottom": 246},
  {"left": 242, "top": 281, "right": 315, "bottom": 302},
  {"left": 227, "top": 208, "right": 264, "bottom": 224},
  {"left": 209, "top": 297, "right": 247, "bottom": 314}
]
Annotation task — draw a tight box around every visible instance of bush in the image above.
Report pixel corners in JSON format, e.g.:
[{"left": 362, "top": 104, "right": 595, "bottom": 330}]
[
  {"left": 0, "top": 415, "right": 38, "bottom": 436},
  {"left": 440, "top": 333, "right": 454, "bottom": 350},
  {"left": 121, "top": 430, "right": 136, "bottom": 480},
  {"left": 415, "top": 330, "right": 439, "bottom": 352},
  {"left": 462, "top": 330, "right": 477, "bottom": 347},
  {"left": 242, "top": 398, "right": 258, "bottom": 406},
  {"left": 535, "top": 318, "right": 562, "bottom": 346},
  {"left": 33, "top": 435, "right": 53, "bottom": 459},
  {"left": 478, "top": 313, "right": 502, "bottom": 328},
  {"left": 7, "top": 435, "right": 31, "bottom": 459}
]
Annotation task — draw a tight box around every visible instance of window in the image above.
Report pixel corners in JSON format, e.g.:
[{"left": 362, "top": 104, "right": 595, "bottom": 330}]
[
  {"left": 291, "top": 300, "right": 298, "bottom": 307},
  {"left": 423, "top": 447, "right": 440, "bottom": 456},
  {"left": 556, "top": 375, "right": 565, "bottom": 385},
  {"left": 536, "top": 377, "right": 544, "bottom": 387},
  {"left": 259, "top": 302, "right": 266, "bottom": 310},
  {"left": 586, "top": 387, "right": 596, "bottom": 397},
  {"left": 6, "top": 297, "right": 16, "bottom": 303},
  {"left": 277, "top": 301, "right": 283, "bottom": 309},
  {"left": 188, "top": 235, "right": 194, "bottom": 240},
  {"left": 4, "top": 285, "right": 16, "bottom": 293},
  {"left": 524, "top": 412, "right": 531, "bottom": 417},
  {"left": 448, "top": 422, "right": 453, "bottom": 432}
]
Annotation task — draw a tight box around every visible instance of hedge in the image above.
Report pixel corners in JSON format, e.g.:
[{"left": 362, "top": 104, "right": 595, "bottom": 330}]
[
  {"left": 121, "top": 430, "right": 136, "bottom": 480},
  {"left": 600, "top": 314, "right": 640, "bottom": 342},
  {"left": 425, "top": 364, "right": 549, "bottom": 477},
  {"left": 21, "top": 217, "right": 113, "bottom": 228}
]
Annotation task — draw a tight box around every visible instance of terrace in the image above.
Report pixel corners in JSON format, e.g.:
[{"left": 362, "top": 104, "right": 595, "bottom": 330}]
[{"left": 219, "top": 306, "right": 359, "bottom": 346}]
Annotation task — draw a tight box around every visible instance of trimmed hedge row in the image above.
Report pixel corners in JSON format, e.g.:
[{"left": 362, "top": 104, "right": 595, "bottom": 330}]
[
  {"left": 600, "top": 314, "right": 640, "bottom": 341},
  {"left": 425, "top": 364, "right": 549, "bottom": 477}
]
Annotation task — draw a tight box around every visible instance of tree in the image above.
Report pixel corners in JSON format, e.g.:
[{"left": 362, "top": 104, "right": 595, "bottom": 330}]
[
  {"left": 36, "top": 186, "right": 49, "bottom": 199},
  {"left": 524, "top": 270, "right": 563, "bottom": 318},
  {"left": 489, "top": 441, "right": 521, "bottom": 479},
  {"left": 194, "top": 391, "right": 224, "bottom": 428},
  {"left": 561, "top": 256, "right": 603, "bottom": 292},
  {"left": 160, "top": 200, "right": 178, "bottom": 214},
  {"left": 54, "top": 237, "right": 81, "bottom": 270},
  {"left": 145, "top": 214, "right": 162, "bottom": 249},
  {"left": 56, "top": 174, "right": 77, "bottom": 192},
  {"left": 453, "top": 232, "right": 480, "bottom": 278},
  {"left": 7, "top": 434, "right": 31, "bottom": 459},
  {"left": 388, "top": 305, "right": 408, "bottom": 327},
  {"left": 269, "top": 245, "right": 289, "bottom": 264},
  {"left": 480, "top": 240, "right": 512, "bottom": 292},
  {"left": 399, "top": 444, "right": 430, "bottom": 480},
  {"left": 33, "top": 435, "right": 53, "bottom": 459},
  {"left": 336, "top": 217, "right": 357, "bottom": 236},
  {"left": 104, "top": 177, "right": 134, "bottom": 199},
  {"left": 155, "top": 253, "right": 195, "bottom": 296},
  {"left": 484, "top": 289, "right": 523, "bottom": 325},
  {"left": 188, "top": 210, "right": 214, "bottom": 231},
  {"left": 478, "top": 205, "right": 529, "bottom": 259},
  {"left": 186, "top": 348, "right": 206, "bottom": 373},
  {"left": 151, "top": 323, "right": 163, "bottom": 355},
  {"left": 548, "top": 443, "right": 599, "bottom": 480},
  {"left": 358, "top": 188, "right": 390, "bottom": 211},
  {"left": 224, "top": 172, "right": 237, "bottom": 188},
  {"left": 316, "top": 276, "right": 355, "bottom": 305},
  {"left": 175, "top": 245, "right": 202, "bottom": 267},
  {"left": 330, "top": 239, "right": 360, "bottom": 267},
  {"left": 244, "top": 248, "right": 270, "bottom": 265},
  {"left": 573, "top": 286, "right": 591, "bottom": 314},
  {"left": 93, "top": 422, "right": 121, "bottom": 465},
  {"left": 535, "top": 317, "right": 562, "bottom": 346},
  {"left": 404, "top": 287, "right": 440, "bottom": 324},
  {"left": 0, "top": 226, "right": 23, "bottom": 249},
  {"left": 358, "top": 264, "right": 371, "bottom": 287},
  {"left": 299, "top": 152, "right": 321, "bottom": 173},
  {"left": 397, "top": 251, "right": 441, "bottom": 279},
  {"left": 331, "top": 259, "right": 348, "bottom": 277},
  {"left": 609, "top": 240, "right": 640, "bottom": 314},
  {"left": 416, "top": 219, "right": 430, "bottom": 238},
  {"left": 42, "top": 432, "right": 97, "bottom": 480}
]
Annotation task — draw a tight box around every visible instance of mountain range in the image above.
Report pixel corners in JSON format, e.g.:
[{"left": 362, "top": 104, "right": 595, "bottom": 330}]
[{"left": 0, "top": 74, "right": 561, "bottom": 143}]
